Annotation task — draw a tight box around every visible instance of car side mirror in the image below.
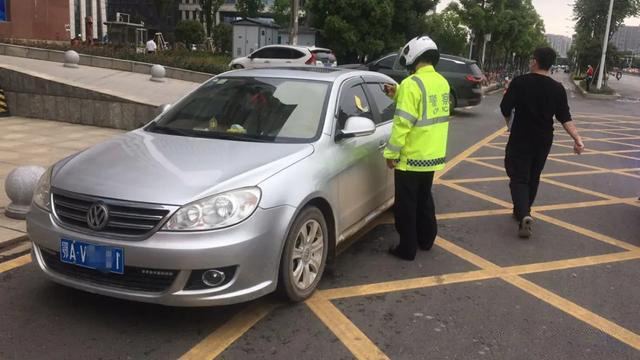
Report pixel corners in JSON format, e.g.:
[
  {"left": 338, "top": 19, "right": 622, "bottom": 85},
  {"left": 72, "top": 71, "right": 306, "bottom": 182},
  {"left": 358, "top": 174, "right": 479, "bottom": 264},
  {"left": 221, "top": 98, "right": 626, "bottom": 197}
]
[
  {"left": 158, "top": 103, "right": 172, "bottom": 115},
  {"left": 338, "top": 116, "right": 376, "bottom": 140}
]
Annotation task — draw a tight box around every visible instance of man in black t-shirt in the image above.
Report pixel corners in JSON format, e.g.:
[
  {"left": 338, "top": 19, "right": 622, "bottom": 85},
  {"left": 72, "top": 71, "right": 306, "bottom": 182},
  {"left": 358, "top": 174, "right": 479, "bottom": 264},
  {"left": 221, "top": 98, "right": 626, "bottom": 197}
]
[{"left": 500, "top": 47, "right": 585, "bottom": 238}]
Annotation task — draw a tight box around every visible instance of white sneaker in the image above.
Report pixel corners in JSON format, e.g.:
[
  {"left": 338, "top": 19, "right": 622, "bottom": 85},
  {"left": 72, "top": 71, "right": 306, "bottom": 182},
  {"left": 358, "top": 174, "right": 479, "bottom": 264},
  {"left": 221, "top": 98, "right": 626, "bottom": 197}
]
[{"left": 518, "top": 216, "right": 533, "bottom": 238}]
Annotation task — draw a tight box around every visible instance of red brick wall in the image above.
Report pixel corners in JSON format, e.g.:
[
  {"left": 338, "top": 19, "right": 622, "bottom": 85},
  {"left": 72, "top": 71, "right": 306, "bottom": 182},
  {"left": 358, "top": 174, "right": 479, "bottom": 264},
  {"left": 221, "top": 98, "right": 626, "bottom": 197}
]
[{"left": 0, "top": 0, "right": 70, "bottom": 41}]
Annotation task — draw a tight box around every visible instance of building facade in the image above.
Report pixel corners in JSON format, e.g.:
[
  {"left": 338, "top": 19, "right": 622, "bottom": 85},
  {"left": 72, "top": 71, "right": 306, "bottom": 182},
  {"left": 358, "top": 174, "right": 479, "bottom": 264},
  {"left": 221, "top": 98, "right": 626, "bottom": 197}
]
[
  {"left": 611, "top": 25, "right": 640, "bottom": 54},
  {"left": 545, "top": 34, "right": 572, "bottom": 58},
  {"left": 0, "top": 0, "right": 72, "bottom": 41}
]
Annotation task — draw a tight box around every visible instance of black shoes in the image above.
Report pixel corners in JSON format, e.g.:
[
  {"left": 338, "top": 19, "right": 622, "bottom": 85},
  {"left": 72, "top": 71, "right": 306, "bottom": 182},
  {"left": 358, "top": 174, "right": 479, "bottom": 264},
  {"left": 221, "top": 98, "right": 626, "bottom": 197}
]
[{"left": 388, "top": 246, "right": 415, "bottom": 261}]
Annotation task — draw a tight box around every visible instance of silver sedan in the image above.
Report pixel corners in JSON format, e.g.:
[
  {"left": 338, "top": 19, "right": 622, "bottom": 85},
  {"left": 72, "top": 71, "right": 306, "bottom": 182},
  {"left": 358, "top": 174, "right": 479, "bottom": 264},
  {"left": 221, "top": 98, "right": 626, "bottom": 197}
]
[{"left": 27, "top": 68, "right": 397, "bottom": 306}]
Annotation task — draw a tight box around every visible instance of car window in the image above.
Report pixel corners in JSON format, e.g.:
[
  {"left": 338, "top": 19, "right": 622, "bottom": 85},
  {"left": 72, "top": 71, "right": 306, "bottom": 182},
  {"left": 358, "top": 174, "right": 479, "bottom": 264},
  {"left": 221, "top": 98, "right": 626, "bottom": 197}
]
[
  {"left": 377, "top": 55, "right": 396, "bottom": 70},
  {"left": 286, "top": 49, "right": 306, "bottom": 59},
  {"left": 337, "top": 82, "right": 373, "bottom": 130},
  {"left": 366, "top": 83, "right": 395, "bottom": 124},
  {"left": 252, "top": 48, "right": 273, "bottom": 59},
  {"left": 149, "top": 77, "right": 331, "bottom": 143},
  {"left": 469, "top": 63, "right": 484, "bottom": 77}
]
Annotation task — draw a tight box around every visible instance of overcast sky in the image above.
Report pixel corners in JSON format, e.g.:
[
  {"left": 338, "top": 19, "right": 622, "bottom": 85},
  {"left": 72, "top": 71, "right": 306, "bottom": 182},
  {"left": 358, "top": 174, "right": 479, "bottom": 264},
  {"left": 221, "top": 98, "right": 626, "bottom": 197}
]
[{"left": 436, "top": 0, "right": 640, "bottom": 37}]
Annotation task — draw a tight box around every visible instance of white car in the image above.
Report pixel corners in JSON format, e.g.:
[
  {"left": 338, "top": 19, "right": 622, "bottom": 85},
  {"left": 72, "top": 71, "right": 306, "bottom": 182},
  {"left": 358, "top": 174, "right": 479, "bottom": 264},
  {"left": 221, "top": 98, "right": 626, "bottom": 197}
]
[{"left": 229, "top": 45, "right": 316, "bottom": 69}]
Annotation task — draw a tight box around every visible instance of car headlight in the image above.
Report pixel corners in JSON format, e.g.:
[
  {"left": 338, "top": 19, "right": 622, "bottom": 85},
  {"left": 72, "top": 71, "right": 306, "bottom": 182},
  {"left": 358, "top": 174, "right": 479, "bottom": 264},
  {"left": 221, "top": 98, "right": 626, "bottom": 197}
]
[
  {"left": 163, "top": 187, "right": 261, "bottom": 231},
  {"left": 32, "top": 166, "right": 53, "bottom": 212}
]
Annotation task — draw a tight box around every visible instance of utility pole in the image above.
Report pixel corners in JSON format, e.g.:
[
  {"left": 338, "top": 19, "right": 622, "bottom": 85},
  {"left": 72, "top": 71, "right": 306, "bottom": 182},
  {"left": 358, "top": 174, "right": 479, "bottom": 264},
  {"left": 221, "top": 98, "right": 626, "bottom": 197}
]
[
  {"left": 597, "top": 0, "right": 614, "bottom": 89},
  {"left": 290, "top": 0, "right": 299, "bottom": 45},
  {"left": 482, "top": 33, "right": 491, "bottom": 69}
]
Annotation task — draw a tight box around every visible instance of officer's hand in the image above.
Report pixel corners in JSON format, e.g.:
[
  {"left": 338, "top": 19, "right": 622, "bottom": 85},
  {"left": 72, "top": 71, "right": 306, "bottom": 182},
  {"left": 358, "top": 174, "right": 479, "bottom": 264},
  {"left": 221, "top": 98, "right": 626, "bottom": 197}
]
[
  {"left": 386, "top": 159, "right": 396, "bottom": 169},
  {"left": 383, "top": 84, "right": 397, "bottom": 98}
]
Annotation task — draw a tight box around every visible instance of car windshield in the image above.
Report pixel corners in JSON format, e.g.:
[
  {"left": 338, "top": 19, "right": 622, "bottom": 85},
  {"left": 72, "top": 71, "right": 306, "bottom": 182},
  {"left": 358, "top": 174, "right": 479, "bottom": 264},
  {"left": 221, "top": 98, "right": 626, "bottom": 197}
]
[{"left": 147, "top": 77, "right": 331, "bottom": 143}]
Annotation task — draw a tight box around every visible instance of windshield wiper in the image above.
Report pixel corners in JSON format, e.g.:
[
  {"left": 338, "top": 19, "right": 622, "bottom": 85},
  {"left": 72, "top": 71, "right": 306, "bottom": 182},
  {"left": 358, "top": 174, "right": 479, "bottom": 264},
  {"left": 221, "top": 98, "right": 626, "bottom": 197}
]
[{"left": 146, "top": 124, "right": 191, "bottom": 137}]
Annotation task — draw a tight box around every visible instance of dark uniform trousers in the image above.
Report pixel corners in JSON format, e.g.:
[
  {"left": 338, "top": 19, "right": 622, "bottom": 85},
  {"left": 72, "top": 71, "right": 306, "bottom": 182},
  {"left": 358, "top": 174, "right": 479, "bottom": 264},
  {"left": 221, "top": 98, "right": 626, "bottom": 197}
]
[
  {"left": 393, "top": 170, "right": 437, "bottom": 260},
  {"left": 504, "top": 140, "right": 553, "bottom": 221}
]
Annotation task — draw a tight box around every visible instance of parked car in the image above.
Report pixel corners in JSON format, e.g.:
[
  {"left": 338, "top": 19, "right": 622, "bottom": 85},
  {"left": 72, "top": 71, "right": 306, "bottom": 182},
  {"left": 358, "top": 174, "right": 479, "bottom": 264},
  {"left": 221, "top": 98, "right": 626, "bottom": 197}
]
[
  {"left": 27, "top": 68, "right": 399, "bottom": 306},
  {"left": 341, "top": 53, "right": 484, "bottom": 112},
  {"left": 309, "top": 46, "right": 338, "bottom": 67},
  {"left": 229, "top": 45, "right": 316, "bottom": 69}
]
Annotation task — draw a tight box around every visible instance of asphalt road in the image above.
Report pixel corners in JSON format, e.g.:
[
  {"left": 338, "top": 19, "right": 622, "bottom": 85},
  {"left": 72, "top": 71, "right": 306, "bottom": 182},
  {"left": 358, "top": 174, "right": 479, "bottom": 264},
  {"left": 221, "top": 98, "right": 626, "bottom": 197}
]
[
  {"left": 1, "top": 78, "right": 639, "bottom": 359},
  {"left": 608, "top": 73, "right": 640, "bottom": 103}
]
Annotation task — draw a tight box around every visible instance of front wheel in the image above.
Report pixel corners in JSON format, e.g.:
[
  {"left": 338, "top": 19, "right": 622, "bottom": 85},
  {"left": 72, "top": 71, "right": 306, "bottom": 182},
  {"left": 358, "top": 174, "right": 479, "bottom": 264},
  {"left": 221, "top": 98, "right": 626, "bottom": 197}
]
[
  {"left": 448, "top": 91, "right": 457, "bottom": 114},
  {"left": 278, "top": 206, "right": 328, "bottom": 302}
]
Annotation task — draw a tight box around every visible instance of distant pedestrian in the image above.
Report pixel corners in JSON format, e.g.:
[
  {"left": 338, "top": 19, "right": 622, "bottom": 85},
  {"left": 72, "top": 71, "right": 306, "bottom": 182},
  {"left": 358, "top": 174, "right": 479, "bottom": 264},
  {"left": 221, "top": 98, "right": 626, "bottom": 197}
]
[
  {"left": 586, "top": 65, "right": 594, "bottom": 91},
  {"left": 500, "top": 47, "right": 585, "bottom": 238},
  {"left": 146, "top": 38, "right": 157, "bottom": 54}
]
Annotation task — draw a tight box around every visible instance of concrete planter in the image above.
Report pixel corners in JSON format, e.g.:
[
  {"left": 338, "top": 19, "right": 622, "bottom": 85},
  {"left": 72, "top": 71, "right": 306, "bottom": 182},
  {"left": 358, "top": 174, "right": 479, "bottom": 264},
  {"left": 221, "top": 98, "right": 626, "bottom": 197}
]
[{"left": 572, "top": 80, "right": 621, "bottom": 100}]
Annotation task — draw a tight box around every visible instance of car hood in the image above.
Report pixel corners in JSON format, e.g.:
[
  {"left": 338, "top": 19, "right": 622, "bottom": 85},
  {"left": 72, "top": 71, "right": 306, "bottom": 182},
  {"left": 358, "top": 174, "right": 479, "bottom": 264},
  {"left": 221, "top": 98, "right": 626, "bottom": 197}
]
[{"left": 53, "top": 130, "right": 314, "bottom": 205}]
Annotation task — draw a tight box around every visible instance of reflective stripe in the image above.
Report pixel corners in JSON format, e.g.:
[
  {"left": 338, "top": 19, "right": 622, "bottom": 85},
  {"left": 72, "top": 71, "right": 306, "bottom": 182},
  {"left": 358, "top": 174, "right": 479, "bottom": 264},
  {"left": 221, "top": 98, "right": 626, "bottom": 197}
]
[
  {"left": 407, "top": 157, "right": 446, "bottom": 167},
  {"left": 411, "top": 76, "right": 428, "bottom": 122},
  {"left": 394, "top": 109, "right": 418, "bottom": 124},
  {"left": 414, "top": 115, "right": 449, "bottom": 127},
  {"left": 386, "top": 143, "right": 403, "bottom": 152}
]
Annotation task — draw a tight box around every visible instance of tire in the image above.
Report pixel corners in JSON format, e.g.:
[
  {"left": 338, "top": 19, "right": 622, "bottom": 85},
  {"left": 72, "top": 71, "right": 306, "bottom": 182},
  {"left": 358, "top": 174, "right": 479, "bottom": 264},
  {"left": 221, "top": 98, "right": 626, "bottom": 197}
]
[
  {"left": 232, "top": 64, "right": 244, "bottom": 69},
  {"left": 278, "top": 206, "right": 328, "bottom": 302},
  {"left": 449, "top": 91, "right": 457, "bottom": 114}
]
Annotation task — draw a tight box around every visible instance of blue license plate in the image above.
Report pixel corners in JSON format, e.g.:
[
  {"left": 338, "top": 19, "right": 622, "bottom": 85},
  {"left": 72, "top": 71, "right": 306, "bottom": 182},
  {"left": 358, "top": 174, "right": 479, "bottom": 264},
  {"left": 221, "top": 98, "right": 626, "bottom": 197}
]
[{"left": 60, "top": 239, "right": 124, "bottom": 274}]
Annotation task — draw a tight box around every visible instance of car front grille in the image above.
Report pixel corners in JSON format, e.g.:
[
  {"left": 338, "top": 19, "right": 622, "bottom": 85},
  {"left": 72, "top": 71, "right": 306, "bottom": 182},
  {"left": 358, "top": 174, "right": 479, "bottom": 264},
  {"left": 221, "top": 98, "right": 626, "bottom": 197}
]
[
  {"left": 41, "top": 248, "right": 178, "bottom": 293},
  {"left": 52, "top": 190, "right": 171, "bottom": 239}
]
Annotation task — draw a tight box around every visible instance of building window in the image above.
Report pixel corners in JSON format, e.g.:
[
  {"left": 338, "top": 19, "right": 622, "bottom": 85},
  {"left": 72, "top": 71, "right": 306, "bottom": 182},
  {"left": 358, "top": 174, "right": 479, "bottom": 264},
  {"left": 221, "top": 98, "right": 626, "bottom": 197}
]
[{"left": 0, "top": 0, "right": 8, "bottom": 21}]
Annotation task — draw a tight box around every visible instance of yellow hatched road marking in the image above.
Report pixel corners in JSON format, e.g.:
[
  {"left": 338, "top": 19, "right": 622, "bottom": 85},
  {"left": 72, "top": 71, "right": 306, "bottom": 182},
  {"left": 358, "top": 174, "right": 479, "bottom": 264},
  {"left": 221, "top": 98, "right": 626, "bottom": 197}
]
[
  {"left": 306, "top": 295, "right": 390, "bottom": 360},
  {"left": 179, "top": 300, "right": 279, "bottom": 360},
  {"left": 0, "top": 254, "right": 32, "bottom": 273}
]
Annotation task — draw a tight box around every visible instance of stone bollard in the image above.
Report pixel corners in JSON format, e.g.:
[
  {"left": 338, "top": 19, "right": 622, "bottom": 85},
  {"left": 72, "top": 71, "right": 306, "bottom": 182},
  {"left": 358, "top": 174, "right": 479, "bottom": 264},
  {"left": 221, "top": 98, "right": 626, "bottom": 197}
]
[
  {"left": 5, "top": 166, "right": 46, "bottom": 220},
  {"left": 64, "top": 50, "right": 80, "bottom": 68},
  {"left": 150, "top": 64, "right": 166, "bottom": 82}
]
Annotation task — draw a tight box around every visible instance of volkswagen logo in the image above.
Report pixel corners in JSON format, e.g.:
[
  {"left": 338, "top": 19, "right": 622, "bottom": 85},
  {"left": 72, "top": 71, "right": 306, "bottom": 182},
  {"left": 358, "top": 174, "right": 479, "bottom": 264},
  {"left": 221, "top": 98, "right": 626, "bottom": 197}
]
[{"left": 87, "top": 202, "right": 109, "bottom": 231}]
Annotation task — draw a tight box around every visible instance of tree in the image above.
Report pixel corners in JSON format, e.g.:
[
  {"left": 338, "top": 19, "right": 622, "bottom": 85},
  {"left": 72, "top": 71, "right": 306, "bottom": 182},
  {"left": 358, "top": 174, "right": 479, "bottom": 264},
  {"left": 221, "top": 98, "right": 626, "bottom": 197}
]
[
  {"left": 307, "top": 0, "right": 395, "bottom": 63},
  {"left": 388, "top": 0, "right": 439, "bottom": 47},
  {"left": 175, "top": 20, "right": 205, "bottom": 46},
  {"left": 453, "top": 0, "right": 547, "bottom": 71},
  {"left": 212, "top": 23, "right": 233, "bottom": 53},
  {"left": 273, "top": 0, "right": 291, "bottom": 27},
  {"left": 424, "top": 7, "right": 469, "bottom": 56},
  {"left": 237, "top": 0, "right": 265, "bottom": 18},
  {"left": 571, "top": 0, "right": 640, "bottom": 79},
  {"left": 199, "top": 0, "right": 225, "bottom": 37}
]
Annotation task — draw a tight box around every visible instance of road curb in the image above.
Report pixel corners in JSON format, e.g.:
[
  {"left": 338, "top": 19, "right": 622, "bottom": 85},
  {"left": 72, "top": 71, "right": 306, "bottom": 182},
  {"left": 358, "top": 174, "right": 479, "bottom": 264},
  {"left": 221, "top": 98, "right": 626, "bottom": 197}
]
[{"left": 572, "top": 80, "right": 621, "bottom": 100}]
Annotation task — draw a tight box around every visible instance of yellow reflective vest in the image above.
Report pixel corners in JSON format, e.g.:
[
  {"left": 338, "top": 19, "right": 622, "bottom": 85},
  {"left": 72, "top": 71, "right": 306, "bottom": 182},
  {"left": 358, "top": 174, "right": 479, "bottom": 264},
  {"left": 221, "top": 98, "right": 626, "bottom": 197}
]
[{"left": 383, "top": 65, "right": 450, "bottom": 172}]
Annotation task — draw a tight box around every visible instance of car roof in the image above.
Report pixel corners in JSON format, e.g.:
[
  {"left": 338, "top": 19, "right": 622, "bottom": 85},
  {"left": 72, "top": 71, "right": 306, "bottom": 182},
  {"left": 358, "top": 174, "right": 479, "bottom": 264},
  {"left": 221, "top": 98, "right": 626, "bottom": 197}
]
[
  {"left": 219, "top": 67, "right": 393, "bottom": 82},
  {"left": 380, "top": 52, "right": 476, "bottom": 64},
  {"left": 259, "top": 44, "right": 310, "bottom": 52}
]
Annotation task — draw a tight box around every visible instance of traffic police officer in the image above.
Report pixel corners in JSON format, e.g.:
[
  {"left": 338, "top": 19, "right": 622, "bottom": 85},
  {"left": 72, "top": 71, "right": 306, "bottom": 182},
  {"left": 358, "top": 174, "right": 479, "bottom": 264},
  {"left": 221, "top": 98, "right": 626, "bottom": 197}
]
[{"left": 384, "top": 36, "right": 450, "bottom": 261}]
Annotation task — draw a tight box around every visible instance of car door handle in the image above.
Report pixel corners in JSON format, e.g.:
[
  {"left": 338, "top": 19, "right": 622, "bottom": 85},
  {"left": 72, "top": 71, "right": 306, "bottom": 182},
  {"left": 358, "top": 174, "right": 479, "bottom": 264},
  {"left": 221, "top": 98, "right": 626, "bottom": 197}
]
[
  {"left": 286, "top": 61, "right": 292, "bottom": 63},
  {"left": 378, "top": 141, "right": 386, "bottom": 150},
  {"left": 264, "top": 61, "right": 270, "bottom": 63}
]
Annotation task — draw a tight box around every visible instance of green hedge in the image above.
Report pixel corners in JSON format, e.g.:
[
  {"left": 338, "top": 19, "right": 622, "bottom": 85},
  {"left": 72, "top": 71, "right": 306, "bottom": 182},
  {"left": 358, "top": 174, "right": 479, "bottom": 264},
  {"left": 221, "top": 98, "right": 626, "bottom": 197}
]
[{"left": 1, "top": 39, "right": 231, "bottom": 74}]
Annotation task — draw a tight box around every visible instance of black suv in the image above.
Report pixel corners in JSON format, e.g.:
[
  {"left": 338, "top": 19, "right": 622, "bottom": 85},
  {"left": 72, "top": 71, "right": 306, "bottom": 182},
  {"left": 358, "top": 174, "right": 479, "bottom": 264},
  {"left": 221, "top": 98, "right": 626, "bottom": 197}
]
[{"left": 342, "top": 53, "right": 484, "bottom": 111}]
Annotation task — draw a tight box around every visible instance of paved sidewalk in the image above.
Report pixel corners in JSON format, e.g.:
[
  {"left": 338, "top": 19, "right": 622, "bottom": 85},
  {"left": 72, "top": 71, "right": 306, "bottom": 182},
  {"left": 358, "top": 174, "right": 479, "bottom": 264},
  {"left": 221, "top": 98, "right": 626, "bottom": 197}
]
[{"left": 0, "top": 116, "right": 124, "bottom": 248}]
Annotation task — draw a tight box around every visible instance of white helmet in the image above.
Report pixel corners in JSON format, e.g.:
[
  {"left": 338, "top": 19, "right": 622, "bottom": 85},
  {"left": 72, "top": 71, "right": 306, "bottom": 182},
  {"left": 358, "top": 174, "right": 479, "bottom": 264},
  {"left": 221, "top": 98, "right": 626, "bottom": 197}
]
[{"left": 398, "top": 36, "right": 439, "bottom": 68}]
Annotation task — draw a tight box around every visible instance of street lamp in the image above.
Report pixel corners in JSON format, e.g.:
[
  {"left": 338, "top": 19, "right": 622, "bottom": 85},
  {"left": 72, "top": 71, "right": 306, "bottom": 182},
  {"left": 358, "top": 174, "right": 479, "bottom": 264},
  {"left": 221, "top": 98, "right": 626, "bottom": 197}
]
[
  {"left": 482, "top": 33, "right": 491, "bottom": 68},
  {"left": 597, "top": 0, "right": 615, "bottom": 89}
]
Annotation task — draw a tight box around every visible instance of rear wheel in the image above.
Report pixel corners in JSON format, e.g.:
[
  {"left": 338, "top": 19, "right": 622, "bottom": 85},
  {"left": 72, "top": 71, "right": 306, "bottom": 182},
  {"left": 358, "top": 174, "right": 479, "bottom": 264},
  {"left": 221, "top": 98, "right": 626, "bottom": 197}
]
[
  {"left": 449, "top": 91, "right": 457, "bottom": 114},
  {"left": 278, "top": 207, "right": 328, "bottom": 302}
]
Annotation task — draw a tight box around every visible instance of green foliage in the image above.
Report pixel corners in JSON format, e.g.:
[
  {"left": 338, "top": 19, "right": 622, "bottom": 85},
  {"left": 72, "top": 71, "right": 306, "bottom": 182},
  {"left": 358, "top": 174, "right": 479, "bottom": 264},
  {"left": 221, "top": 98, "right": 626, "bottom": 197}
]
[
  {"left": 273, "top": 0, "right": 291, "bottom": 27},
  {"left": 389, "top": 0, "right": 439, "bottom": 46},
  {"left": 200, "top": 0, "right": 225, "bottom": 36},
  {"left": 237, "top": 0, "right": 265, "bottom": 18},
  {"left": 424, "top": 8, "right": 469, "bottom": 56},
  {"left": 452, "top": 0, "right": 547, "bottom": 70},
  {"left": 1, "top": 39, "right": 232, "bottom": 74},
  {"left": 308, "top": 0, "right": 421, "bottom": 62},
  {"left": 212, "top": 23, "right": 233, "bottom": 54},
  {"left": 175, "top": 20, "right": 206, "bottom": 46}
]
